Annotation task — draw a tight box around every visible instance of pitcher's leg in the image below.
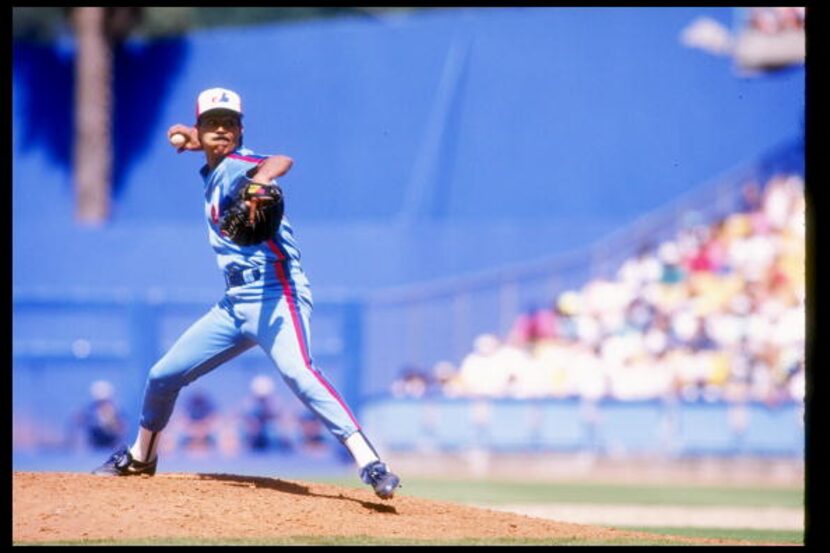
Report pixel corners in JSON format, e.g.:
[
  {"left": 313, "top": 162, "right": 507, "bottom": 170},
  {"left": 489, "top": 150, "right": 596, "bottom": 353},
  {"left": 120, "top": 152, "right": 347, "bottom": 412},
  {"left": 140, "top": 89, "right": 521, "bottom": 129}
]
[
  {"left": 93, "top": 302, "right": 255, "bottom": 476},
  {"left": 254, "top": 294, "right": 360, "bottom": 441},
  {"left": 249, "top": 290, "right": 401, "bottom": 498},
  {"left": 140, "top": 304, "right": 255, "bottom": 433},
  {"left": 248, "top": 261, "right": 399, "bottom": 498}
]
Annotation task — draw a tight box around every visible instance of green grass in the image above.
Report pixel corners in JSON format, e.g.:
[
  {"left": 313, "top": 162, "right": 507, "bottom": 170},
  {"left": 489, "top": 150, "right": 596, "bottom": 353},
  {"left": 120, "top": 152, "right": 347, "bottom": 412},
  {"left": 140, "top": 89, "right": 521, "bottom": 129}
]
[
  {"left": 307, "top": 477, "right": 802, "bottom": 546},
  {"left": 318, "top": 477, "right": 804, "bottom": 508},
  {"left": 620, "top": 526, "right": 803, "bottom": 545}
]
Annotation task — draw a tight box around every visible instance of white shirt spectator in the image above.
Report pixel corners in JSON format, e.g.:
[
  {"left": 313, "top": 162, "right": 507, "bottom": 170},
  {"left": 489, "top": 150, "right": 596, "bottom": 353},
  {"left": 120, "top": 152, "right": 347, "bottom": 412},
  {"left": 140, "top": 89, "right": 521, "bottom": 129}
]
[
  {"left": 729, "top": 233, "right": 778, "bottom": 282},
  {"left": 704, "top": 312, "right": 742, "bottom": 348},
  {"left": 643, "top": 327, "right": 669, "bottom": 356},
  {"left": 788, "top": 368, "right": 805, "bottom": 402},
  {"left": 771, "top": 304, "right": 804, "bottom": 347},
  {"left": 530, "top": 340, "right": 570, "bottom": 397},
  {"left": 763, "top": 176, "right": 795, "bottom": 231},
  {"left": 671, "top": 309, "right": 698, "bottom": 342},
  {"left": 617, "top": 251, "right": 663, "bottom": 288},
  {"left": 608, "top": 356, "right": 673, "bottom": 400},
  {"left": 571, "top": 345, "right": 607, "bottom": 400},
  {"left": 575, "top": 314, "right": 602, "bottom": 346},
  {"left": 456, "top": 334, "right": 533, "bottom": 397}
]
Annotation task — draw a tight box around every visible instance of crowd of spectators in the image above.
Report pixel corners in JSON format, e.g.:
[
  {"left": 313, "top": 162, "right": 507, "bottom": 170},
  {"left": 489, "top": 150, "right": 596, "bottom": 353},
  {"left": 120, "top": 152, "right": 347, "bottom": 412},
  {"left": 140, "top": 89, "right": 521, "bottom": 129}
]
[
  {"left": 161, "top": 375, "right": 332, "bottom": 457},
  {"left": 745, "top": 7, "right": 805, "bottom": 35},
  {"left": 733, "top": 6, "right": 805, "bottom": 72},
  {"left": 406, "top": 173, "right": 805, "bottom": 406},
  {"left": 69, "top": 375, "right": 333, "bottom": 457},
  {"left": 68, "top": 380, "right": 128, "bottom": 450}
]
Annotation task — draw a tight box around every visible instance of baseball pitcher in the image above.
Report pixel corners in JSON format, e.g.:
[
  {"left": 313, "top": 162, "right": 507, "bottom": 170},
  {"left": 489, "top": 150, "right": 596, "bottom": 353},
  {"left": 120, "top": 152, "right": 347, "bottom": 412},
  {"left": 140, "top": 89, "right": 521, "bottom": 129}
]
[{"left": 92, "top": 88, "right": 401, "bottom": 500}]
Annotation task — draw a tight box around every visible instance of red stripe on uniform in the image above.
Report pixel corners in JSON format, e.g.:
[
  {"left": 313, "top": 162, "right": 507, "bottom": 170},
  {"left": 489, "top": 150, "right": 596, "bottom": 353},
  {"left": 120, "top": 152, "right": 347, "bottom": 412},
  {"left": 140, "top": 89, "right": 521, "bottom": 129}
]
[
  {"left": 266, "top": 238, "right": 286, "bottom": 261},
  {"left": 228, "top": 153, "right": 265, "bottom": 164},
  {"left": 266, "top": 239, "right": 360, "bottom": 429}
]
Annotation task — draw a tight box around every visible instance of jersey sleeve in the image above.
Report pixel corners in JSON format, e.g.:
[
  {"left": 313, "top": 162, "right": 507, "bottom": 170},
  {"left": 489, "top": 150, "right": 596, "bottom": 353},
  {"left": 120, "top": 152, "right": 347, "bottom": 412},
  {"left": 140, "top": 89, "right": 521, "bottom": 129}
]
[{"left": 222, "top": 150, "right": 270, "bottom": 200}]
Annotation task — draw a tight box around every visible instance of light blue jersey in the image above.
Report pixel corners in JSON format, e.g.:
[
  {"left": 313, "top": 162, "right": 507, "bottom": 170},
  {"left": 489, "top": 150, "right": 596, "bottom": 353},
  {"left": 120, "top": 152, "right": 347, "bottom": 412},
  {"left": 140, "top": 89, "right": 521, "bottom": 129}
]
[{"left": 203, "top": 147, "right": 301, "bottom": 271}]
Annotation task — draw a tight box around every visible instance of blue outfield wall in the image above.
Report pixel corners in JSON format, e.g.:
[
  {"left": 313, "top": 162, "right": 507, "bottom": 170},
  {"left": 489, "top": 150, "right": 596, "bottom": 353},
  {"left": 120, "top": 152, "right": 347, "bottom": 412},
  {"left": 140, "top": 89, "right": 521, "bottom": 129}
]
[
  {"left": 361, "top": 398, "right": 805, "bottom": 457},
  {"left": 13, "top": 7, "right": 804, "bottom": 291}
]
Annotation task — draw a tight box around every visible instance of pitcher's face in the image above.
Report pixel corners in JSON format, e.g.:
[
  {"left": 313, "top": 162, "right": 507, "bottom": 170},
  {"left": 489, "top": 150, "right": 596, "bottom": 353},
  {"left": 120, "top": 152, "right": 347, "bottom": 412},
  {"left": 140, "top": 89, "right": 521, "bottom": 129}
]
[{"left": 197, "top": 111, "right": 242, "bottom": 158}]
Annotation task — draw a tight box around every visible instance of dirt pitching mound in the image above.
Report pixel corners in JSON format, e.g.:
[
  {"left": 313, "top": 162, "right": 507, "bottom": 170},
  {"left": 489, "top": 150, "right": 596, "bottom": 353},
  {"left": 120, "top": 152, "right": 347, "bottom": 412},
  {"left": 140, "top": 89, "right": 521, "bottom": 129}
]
[{"left": 13, "top": 472, "right": 748, "bottom": 545}]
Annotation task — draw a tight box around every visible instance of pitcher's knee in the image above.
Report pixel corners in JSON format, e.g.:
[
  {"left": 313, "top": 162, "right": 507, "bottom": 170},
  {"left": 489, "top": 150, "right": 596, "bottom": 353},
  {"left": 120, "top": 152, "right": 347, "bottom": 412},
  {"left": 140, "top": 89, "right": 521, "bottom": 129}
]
[
  {"left": 146, "top": 368, "right": 186, "bottom": 396},
  {"left": 279, "top": 363, "right": 327, "bottom": 398}
]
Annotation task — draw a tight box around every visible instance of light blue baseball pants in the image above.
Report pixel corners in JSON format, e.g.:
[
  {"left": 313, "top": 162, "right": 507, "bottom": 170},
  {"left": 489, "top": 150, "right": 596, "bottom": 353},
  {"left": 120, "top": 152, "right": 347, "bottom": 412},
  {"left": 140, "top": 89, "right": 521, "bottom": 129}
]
[{"left": 137, "top": 260, "right": 361, "bottom": 442}]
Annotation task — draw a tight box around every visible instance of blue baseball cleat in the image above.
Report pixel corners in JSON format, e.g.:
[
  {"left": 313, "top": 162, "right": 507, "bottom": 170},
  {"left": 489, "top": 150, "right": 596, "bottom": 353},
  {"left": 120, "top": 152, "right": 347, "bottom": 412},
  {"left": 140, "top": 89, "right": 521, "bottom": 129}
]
[
  {"left": 92, "top": 446, "right": 157, "bottom": 476},
  {"left": 360, "top": 461, "right": 401, "bottom": 500}
]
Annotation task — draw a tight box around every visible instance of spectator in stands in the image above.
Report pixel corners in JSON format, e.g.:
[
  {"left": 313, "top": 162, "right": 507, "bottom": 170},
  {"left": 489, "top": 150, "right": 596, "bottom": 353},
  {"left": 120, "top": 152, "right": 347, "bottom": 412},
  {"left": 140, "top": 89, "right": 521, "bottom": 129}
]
[
  {"left": 177, "top": 390, "right": 220, "bottom": 453},
  {"left": 688, "top": 317, "right": 719, "bottom": 352},
  {"left": 749, "top": 7, "right": 783, "bottom": 34},
  {"left": 739, "top": 181, "right": 763, "bottom": 213},
  {"left": 762, "top": 174, "right": 801, "bottom": 231},
  {"left": 507, "top": 302, "right": 558, "bottom": 347},
  {"left": 240, "top": 375, "right": 293, "bottom": 453},
  {"left": 748, "top": 7, "right": 805, "bottom": 34},
  {"left": 616, "top": 243, "right": 663, "bottom": 290},
  {"left": 390, "top": 364, "right": 433, "bottom": 398},
  {"left": 657, "top": 242, "right": 686, "bottom": 285},
  {"left": 736, "top": 7, "right": 805, "bottom": 71},
  {"left": 73, "top": 380, "right": 127, "bottom": 450},
  {"left": 553, "top": 291, "right": 581, "bottom": 342},
  {"left": 624, "top": 296, "right": 656, "bottom": 333},
  {"left": 452, "top": 333, "right": 535, "bottom": 397},
  {"left": 582, "top": 279, "right": 632, "bottom": 339},
  {"left": 687, "top": 220, "right": 730, "bottom": 274},
  {"left": 298, "top": 411, "right": 328, "bottom": 456},
  {"left": 529, "top": 338, "right": 571, "bottom": 398},
  {"left": 786, "top": 359, "right": 805, "bottom": 404},
  {"left": 431, "top": 360, "right": 458, "bottom": 395}
]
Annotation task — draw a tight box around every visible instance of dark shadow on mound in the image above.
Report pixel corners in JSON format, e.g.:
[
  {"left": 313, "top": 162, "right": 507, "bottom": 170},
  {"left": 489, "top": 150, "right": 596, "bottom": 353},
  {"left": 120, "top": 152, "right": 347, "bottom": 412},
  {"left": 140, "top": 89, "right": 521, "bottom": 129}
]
[{"left": 195, "top": 473, "right": 398, "bottom": 515}]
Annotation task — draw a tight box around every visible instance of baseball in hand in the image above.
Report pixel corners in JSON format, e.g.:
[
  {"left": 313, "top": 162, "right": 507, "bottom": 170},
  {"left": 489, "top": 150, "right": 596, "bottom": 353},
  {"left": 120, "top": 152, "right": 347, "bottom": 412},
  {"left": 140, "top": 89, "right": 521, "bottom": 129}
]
[{"left": 170, "top": 133, "right": 187, "bottom": 147}]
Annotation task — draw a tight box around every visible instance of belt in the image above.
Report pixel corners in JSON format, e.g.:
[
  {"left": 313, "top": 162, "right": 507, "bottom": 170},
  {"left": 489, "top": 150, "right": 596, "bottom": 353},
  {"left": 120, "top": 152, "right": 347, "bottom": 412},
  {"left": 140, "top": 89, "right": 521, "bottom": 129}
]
[{"left": 224, "top": 267, "right": 262, "bottom": 288}]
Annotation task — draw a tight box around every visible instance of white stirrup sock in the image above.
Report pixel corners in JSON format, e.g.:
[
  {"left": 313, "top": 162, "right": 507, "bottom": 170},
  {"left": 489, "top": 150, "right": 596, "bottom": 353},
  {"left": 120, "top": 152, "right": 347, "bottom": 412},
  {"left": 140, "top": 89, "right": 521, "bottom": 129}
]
[
  {"left": 130, "top": 426, "right": 160, "bottom": 463},
  {"left": 344, "top": 431, "right": 380, "bottom": 470}
]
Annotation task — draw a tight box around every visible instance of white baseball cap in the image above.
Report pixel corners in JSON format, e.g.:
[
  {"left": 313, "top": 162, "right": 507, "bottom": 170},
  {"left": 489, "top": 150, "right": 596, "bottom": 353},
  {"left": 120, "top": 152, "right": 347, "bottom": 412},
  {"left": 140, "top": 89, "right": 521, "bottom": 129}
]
[{"left": 196, "top": 87, "right": 243, "bottom": 119}]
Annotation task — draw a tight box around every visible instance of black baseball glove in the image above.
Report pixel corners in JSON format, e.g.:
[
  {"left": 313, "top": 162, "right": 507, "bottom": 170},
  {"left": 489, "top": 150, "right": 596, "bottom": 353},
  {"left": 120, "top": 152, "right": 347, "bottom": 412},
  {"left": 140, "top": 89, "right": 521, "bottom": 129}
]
[{"left": 220, "top": 181, "right": 284, "bottom": 246}]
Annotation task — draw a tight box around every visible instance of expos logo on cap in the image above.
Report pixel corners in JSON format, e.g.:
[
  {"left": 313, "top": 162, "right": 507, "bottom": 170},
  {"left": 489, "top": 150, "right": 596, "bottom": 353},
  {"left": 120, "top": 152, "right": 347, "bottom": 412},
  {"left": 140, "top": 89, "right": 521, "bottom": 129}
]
[{"left": 196, "top": 87, "right": 243, "bottom": 119}]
